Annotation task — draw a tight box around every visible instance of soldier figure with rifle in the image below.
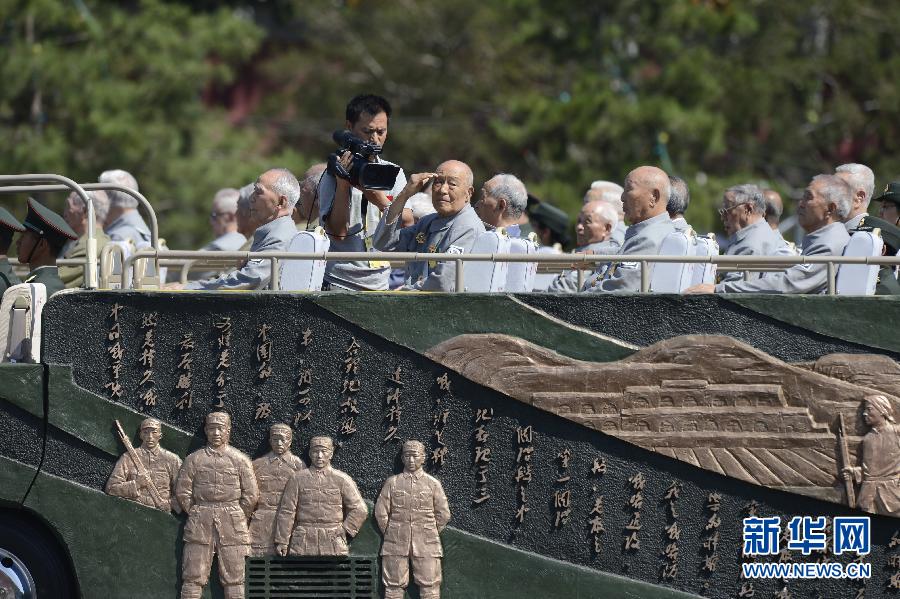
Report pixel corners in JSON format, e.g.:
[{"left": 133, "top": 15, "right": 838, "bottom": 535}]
[{"left": 106, "top": 417, "right": 182, "bottom": 512}]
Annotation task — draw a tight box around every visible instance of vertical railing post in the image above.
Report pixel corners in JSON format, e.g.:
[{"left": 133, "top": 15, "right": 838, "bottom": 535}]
[
  {"left": 640, "top": 260, "right": 650, "bottom": 292},
  {"left": 455, "top": 259, "right": 465, "bottom": 292},
  {"left": 270, "top": 258, "right": 280, "bottom": 290},
  {"left": 827, "top": 261, "right": 836, "bottom": 295}
]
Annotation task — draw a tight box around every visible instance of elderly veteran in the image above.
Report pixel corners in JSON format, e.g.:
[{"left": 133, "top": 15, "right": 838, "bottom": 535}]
[
  {"left": 548, "top": 200, "right": 620, "bottom": 293},
  {"left": 17, "top": 198, "right": 79, "bottom": 296},
  {"left": 202, "top": 188, "right": 246, "bottom": 252},
  {"left": 474, "top": 173, "right": 528, "bottom": 237},
  {"left": 100, "top": 169, "right": 150, "bottom": 250},
  {"left": 835, "top": 163, "right": 876, "bottom": 232},
  {"left": 0, "top": 207, "right": 25, "bottom": 294},
  {"left": 373, "top": 160, "right": 485, "bottom": 291},
  {"left": 853, "top": 215, "right": 900, "bottom": 295},
  {"left": 58, "top": 190, "right": 111, "bottom": 288},
  {"left": 168, "top": 169, "right": 300, "bottom": 291},
  {"left": 667, "top": 175, "right": 693, "bottom": 233},
  {"left": 294, "top": 163, "right": 327, "bottom": 231},
  {"left": 714, "top": 184, "right": 788, "bottom": 284},
  {"left": 582, "top": 166, "right": 675, "bottom": 293},
  {"left": 689, "top": 174, "right": 852, "bottom": 294},
  {"left": 584, "top": 181, "right": 626, "bottom": 245},
  {"left": 875, "top": 182, "right": 900, "bottom": 226}
]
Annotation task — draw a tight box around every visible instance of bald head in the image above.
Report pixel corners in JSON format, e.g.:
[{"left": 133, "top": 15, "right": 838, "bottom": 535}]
[
  {"left": 431, "top": 160, "right": 475, "bottom": 217},
  {"left": 763, "top": 189, "right": 783, "bottom": 229},
  {"left": 622, "top": 166, "right": 670, "bottom": 225}
]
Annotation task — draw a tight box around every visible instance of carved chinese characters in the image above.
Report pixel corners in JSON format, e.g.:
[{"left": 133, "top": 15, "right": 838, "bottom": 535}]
[
  {"left": 624, "top": 473, "right": 645, "bottom": 552},
  {"left": 553, "top": 448, "right": 572, "bottom": 528},
  {"left": 138, "top": 312, "right": 158, "bottom": 407},
  {"left": 339, "top": 338, "right": 361, "bottom": 436},
  {"left": 383, "top": 366, "right": 404, "bottom": 442},
  {"left": 104, "top": 303, "right": 124, "bottom": 399},
  {"left": 254, "top": 324, "right": 273, "bottom": 420},
  {"left": 175, "top": 412, "right": 259, "bottom": 599},
  {"left": 274, "top": 436, "right": 367, "bottom": 556},
  {"left": 588, "top": 458, "right": 606, "bottom": 555},
  {"left": 472, "top": 407, "right": 493, "bottom": 504},
  {"left": 213, "top": 317, "right": 232, "bottom": 409},
  {"left": 661, "top": 482, "right": 681, "bottom": 581},
  {"left": 431, "top": 373, "right": 451, "bottom": 468},
  {"left": 375, "top": 440, "right": 451, "bottom": 599},
  {"left": 106, "top": 418, "right": 181, "bottom": 512},
  {"left": 293, "top": 328, "right": 313, "bottom": 428},
  {"left": 514, "top": 425, "right": 533, "bottom": 525},
  {"left": 249, "top": 424, "right": 305, "bottom": 556},
  {"left": 174, "top": 333, "right": 195, "bottom": 410},
  {"left": 701, "top": 493, "right": 722, "bottom": 578}
]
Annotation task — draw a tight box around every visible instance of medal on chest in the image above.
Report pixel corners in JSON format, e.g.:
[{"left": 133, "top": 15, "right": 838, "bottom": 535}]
[
  {"left": 428, "top": 243, "right": 438, "bottom": 269},
  {"left": 416, "top": 232, "right": 426, "bottom": 245}
]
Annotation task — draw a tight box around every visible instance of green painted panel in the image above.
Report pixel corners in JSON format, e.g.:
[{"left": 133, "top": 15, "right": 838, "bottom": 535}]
[
  {"left": 47, "top": 365, "right": 193, "bottom": 459},
  {"left": 0, "top": 455, "right": 36, "bottom": 506},
  {"left": 314, "top": 294, "right": 636, "bottom": 362},
  {"left": 440, "top": 527, "right": 700, "bottom": 599},
  {"left": 0, "top": 363, "right": 46, "bottom": 418},
  {"left": 725, "top": 295, "right": 900, "bottom": 354}
]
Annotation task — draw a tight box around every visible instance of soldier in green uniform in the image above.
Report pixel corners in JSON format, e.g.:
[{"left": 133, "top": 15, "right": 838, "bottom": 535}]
[
  {"left": 853, "top": 215, "right": 900, "bottom": 295},
  {"left": 874, "top": 182, "right": 900, "bottom": 226},
  {"left": 16, "top": 198, "right": 78, "bottom": 296},
  {"left": 0, "top": 206, "right": 26, "bottom": 295}
]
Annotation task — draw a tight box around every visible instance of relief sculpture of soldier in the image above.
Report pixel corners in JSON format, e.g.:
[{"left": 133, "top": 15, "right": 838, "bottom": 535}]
[
  {"left": 249, "top": 423, "right": 306, "bottom": 556},
  {"left": 274, "top": 436, "right": 367, "bottom": 556},
  {"left": 105, "top": 417, "right": 182, "bottom": 512},
  {"left": 175, "top": 412, "right": 259, "bottom": 599},
  {"left": 375, "top": 440, "right": 451, "bottom": 599},
  {"left": 842, "top": 394, "right": 900, "bottom": 516}
]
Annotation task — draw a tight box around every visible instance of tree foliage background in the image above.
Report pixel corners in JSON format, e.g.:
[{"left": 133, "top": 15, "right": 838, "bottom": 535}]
[{"left": 1, "top": 0, "right": 898, "bottom": 247}]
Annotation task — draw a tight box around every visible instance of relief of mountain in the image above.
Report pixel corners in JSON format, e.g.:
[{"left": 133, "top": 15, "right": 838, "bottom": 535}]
[{"left": 426, "top": 334, "right": 900, "bottom": 506}]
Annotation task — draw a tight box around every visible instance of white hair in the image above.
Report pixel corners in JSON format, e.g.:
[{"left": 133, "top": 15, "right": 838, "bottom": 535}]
[
  {"left": 667, "top": 176, "right": 690, "bottom": 216},
  {"left": 98, "top": 169, "right": 139, "bottom": 208},
  {"left": 584, "top": 200, "right": 618, "bottom": 229},
  {"left": 812, "top": 174, "right": 853, "bottom": 219},
  {"left": 487, "top": 173, "right": 528, "bottom": 218},
  {"left": 725, "top": 184, "right": 766, "bottom": 215},
  {"left": 835, "top": 163, "right": 875, "bottom": 208},
  {"left": 212, "top": 188, "right": 239, "bottom": 214},
  {"left": 266, "top": 168, "right": 301, "bottom": 210},
  {"left": 585, "top": 180, "right": 624, "bottom": 205},
  {"left": 69, "top": 189, "right": 111, "bottom": 224}
]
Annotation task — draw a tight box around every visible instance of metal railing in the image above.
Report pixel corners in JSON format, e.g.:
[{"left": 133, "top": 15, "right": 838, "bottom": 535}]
[
  {"left": 0, "top": 175, "right": 162, "bottom": 289},
  {"left": 121, "top": 249, "right": 900, "bottom": 294}
]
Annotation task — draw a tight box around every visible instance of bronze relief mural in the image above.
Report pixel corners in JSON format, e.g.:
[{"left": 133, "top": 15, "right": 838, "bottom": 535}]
[{"left": 427, "top": 333, "right": 900, "bottom": 512}]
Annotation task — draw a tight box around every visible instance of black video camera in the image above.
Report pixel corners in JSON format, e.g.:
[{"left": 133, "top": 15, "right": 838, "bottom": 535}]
[{"left": 328, "top": 130, "right": 401, "bottom": 191}]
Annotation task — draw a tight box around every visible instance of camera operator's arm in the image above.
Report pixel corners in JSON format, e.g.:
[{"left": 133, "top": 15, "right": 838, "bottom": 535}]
[
  {"left": 362, "top": 189, "right": 392, "bottom": 211},
  {"left": 324, "top": 152, "right": 354, "bottom": 238}
]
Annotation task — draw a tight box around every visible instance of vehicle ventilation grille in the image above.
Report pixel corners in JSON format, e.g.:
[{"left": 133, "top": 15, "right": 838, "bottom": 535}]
[{"left": 245, "top": 556, "right": 377, "bottom": 598}]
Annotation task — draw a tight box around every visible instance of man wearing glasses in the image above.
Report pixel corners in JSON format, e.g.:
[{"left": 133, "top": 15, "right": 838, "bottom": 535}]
[
  {"left": 714, "top": 184, "right": 789, "bottom": 284},
  {"left": 202, "top": 188, "right": 246, "bottom": 252}
]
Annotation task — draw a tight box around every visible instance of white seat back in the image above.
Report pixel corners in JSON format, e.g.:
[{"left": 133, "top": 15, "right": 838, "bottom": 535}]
[
  {"left": 0, "top": 283, "right": 47, "bottom": 363},
  {"left": 506, "top": 235, "right": 539, "bottom": 292},
  {"left": 108, "top": 240, "right": 134, "bottom": 289},
  {"left": 691, "top": 233, "right": 719, "bottom": 286},
  {"left": 464, "top": 230, "right": 512, "bottom": 292},
  {"left": 837, "top": 230, "right": 883, "bottom": 296},
  {"left": 280, "top": 227, "right": 330, "bottom": 291},
  {"left": 651, "top": 230, "right": 696, "bottom": 293},
  {"left": 531, "top": 245, "right": 562, "bottom": 291}
]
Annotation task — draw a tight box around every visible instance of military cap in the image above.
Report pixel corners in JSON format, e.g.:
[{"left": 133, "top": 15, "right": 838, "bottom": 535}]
[
  {"left": 856, "top": 215, "right": 900, "bottom": 254},
  {"left": 310, "top": 436, "right": 334, "bottom": 449},
  {"left": 270, "top": 423, "right": 292, "bottom": 435},
  {"left": 140, "top": 417, "right": 162, "bottom": 430},
  {"left": 402, "top": 440, "right": 426, "bottom": 454},
  {"left": 865, "top": 394, "right": 895, "bottom": 422},
  {"left": 530, "top": 202, "right": 570, "bottom": 237},
  {"left": 0, "top": 206, "right": 25, "bottom": 235},
  {"left": 205, "top": 411, "right": 231, "bottom": 427},
  {"left": 23, "top": 198, "right": 77, "bottom": 248},
  {"left": 873, "top": 182, "right": 900, "bottom": 207}
]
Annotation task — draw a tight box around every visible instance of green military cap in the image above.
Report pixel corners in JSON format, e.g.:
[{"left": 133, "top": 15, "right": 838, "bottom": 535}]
[
  {"left": 873, "top": 182, "right": 900, "bottom": 207},
  {"left": 856, "top": 215, "right": 900, "bottom": 254},
  {"left": 0, "top": 206, "right": 25, "bottom": 235},
  {"left": 530, "top": 202, "right": 570, "bottom": 235},
  {"left": 23, "top": 197, "right": 77, "bottom": 248}
]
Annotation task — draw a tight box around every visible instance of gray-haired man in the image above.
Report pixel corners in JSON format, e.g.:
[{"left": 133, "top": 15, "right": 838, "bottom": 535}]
[
  {"left": 170, "top": 168, "right": 300, "bottom": 290},
  {"left": 690, "top": 175, "right": 851, "bottom": 294},
  {"left": 584, "top": 181, "right": 626, "bottom": 244},
  {"left": 202, "top": 188, "right": 246, "bottom": 252},
  {"left": 548, "top": 200, "right": 620, "bottom": 293},
  {"left": 100, "top": 169, "right": 151, "bottom": 249},
  {"left": 715, "top": 184, "right": 788, "bottom": 283},
  {"left": 835, "top": 163, "right": 875, "bottom": 231},
  {"left": 474, "top": 173, "right": 528, "bottom": 237},
  {"left": 667, "top": 175, "right": 693, "bottom": 232},
  {"left": 59, "top": 190, "right": 111, "bottom": 288}
]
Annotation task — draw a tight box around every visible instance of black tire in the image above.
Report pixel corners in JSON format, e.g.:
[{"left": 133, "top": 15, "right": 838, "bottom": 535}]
[{"left": 0, "top": 511, "right": 77, "bottom": 598}]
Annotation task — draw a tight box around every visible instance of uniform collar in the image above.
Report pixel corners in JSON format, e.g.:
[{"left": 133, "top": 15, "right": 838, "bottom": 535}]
[
  {"left": 204, "top": 444, "right": 227, "bottom": 456},
  {"left": 269, "top": 451, "right": 293, "bottom": 464},
  {"left": 731, "top": 218, "right": 767, "bottom": 244},
  {"left": 310, "top": 465, "right": 332, "bottom": 476},
  {"left": 403, "top": 469, "right": 425, "bottom": 481},
  {"left": 624, "top": 211, "right": 670, "bottom": 240},
  {"left": 141, "top": 444, "right": 161, "bottom": 456}
]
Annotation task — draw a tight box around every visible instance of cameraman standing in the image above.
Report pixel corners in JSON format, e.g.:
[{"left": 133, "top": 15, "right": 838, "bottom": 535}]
[{"left": 318, "top": 94, "right": 410, "bottom": 290}]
